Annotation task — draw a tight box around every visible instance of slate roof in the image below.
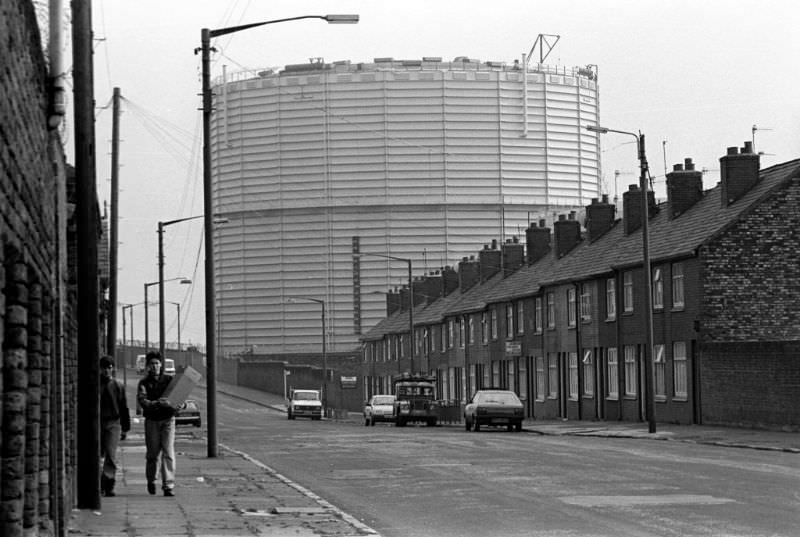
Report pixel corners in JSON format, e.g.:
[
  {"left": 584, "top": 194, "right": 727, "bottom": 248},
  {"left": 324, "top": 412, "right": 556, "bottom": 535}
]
[{"left": 362, "top": 158, "right": 800, "bottom": 338}]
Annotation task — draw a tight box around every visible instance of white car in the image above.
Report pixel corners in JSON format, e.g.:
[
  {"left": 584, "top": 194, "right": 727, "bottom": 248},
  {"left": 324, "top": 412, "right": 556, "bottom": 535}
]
[
  {"left": 363, "top": 395, "right": 396, "bottom": 426},
  {"left": 287, "top": 389, "right": 323, "bottom": 420},
  {"left": 163, "top": 358, "right": 176, "bottom": 376}
]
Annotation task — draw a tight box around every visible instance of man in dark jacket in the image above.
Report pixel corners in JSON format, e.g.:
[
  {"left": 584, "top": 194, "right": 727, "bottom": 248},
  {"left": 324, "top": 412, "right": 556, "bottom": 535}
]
[
  {"left": 100, "top": 355, "right": 130, "bottom": 497},
  {"left": 137, "top": 351, "right": 180, "bottom": 496}
]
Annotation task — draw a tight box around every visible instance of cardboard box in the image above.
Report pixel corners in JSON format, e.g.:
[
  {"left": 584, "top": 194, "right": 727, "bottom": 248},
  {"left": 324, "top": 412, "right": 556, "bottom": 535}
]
[{"left": 163, "top": 365, "right": 202, "bottom": 404}]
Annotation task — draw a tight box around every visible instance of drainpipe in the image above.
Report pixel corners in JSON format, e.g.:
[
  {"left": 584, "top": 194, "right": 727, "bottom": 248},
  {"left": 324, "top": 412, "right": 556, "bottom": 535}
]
[
  {"left": 48, "top": 0, "right": 66, "bottom": 129},
  {"left": 574, "top": 282, "right": 583, "bottom": 421}
]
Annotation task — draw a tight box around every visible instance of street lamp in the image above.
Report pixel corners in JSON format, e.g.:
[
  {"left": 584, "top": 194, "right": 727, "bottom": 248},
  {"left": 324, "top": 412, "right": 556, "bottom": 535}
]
[
  {"left": 168, "top": 301, "right": 182, "bottom": 353},
  {"left": 286, "top": 297, "right": 327, "bottom": 413},
  {"left": 144, "top": 277, "right": 190, "bottom": 353},
  {"left": 158, "top": 215, "right": 206, "bottom": 357},
  {"left": 357, "top": 253, "right": 415, "bottom": 374},
  {"left": 586, "top": 124, "right": 656, "bottom": 433},
  {"left": 197, "top": 12, "right": 357, "bottom": 458},
  {"left": 121, "top": 303, "right": 134, "bottom": 389}
]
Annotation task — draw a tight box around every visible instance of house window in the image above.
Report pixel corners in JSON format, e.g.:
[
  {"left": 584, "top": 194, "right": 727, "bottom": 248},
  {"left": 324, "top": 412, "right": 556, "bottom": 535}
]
[
  {"left": 653, "top": 267, "right": 664, "bottom": 310},
  {"left": 516, "top": 302, "right": 525, "bottom": 334},
  {"left": 481, "top": 312, "right": 488, "bottom": 343},
  {"left": 440, "top": 323, "right": 447, "bottom": 352},
  {"left": 623, "top": 272, "right": 634, "bottom": 312},
  {"left": 654, "top": 344, "right": 666, "bottom": 398},
  {"left": 448, "top": 319, "right": 454, "bottom": 348},
  {"left": 580, "top": 284, "right": 591, "bottom": 322},
  {"left": 672, "top": 263, "right": 685, "bottom": 309},
  {"left": 535, "top": 356, "right": 546, "bottom": 401},
  {"left": 606, "top": 278, "right": 616, "bottom": 320},
  {"left": 624, "top": 345, "right": 637, "bottom": 396},
  {"left": 582, "top": 349, "right": 594, "bottom": 396},
  {"left": 506, "top": 304, "right": 514, "bottom": 338},
  {"left": 468, "top": 317, "right": 475, "bottom": 344},
  {"left": 607, "top": 347, "right": 618, "bottom": 400},
  {"left": 567, "top": 288, "right": 577, "bottom": 327},
  {"left": 568, "top": 353, "right": 578, "bottom": 400},
  {"left": 459, "top": 317, "right": 465, "bottom": 348},
  {"left": 535, "top": 297, "right": 543, "bottom": 333},
  {"left": 673, "top": 341, "right": 688, "bottom": 399},
  {"left": 546, "top": 293, "right": 556, "bottom": 329},
  {"left": 547, "top": 353, "right": 558, "bottom": 398},
  {"left": 490, "top": 308, "right": 498, "bottom": 339}
]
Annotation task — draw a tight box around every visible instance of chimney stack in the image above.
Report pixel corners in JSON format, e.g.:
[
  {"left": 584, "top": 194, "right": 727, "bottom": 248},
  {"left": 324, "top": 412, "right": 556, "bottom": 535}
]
[
  {"left": 386, "top": 288, "right": 401, "bottom": 316},
  {"left": 554, "top": 212, "right": 582, "bottom": 258},
  {"left": 442, "top": 265, "right": 459, "bottom": 296},
  {"left": 720, "top": 142, "right": 760, "bottom": 206},
  {"left": 502, "top": 237, "right": 525, "bottom": 277},
  {"left": 622, "top": 184, "right": 657, "bottom": 235},
  {"left": 666, "top": 158, "right": 703, "bottom": 219},
  {"left": 584, "top": 195, "right": 616, "bottom": 241},
  {"left": 525, "top": 219, "right": 551, "bottom": 264},
  {"left": 458, "top": 256, "right": 480, "bottom": 292},
  {"left": 479, "top": 241, "right": 501, "bottom": 282}
]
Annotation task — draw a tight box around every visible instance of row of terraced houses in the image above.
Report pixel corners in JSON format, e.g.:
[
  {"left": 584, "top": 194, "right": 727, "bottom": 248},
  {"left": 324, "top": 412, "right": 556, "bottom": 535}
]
[{"left": 361, "top": 147, "right": 800, "bottom": 429}]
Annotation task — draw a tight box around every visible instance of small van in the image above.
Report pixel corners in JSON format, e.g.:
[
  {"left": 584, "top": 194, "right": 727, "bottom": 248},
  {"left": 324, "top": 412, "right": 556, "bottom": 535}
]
[{"left": 163, "top": 358, "right": 176, "bottom": 376}]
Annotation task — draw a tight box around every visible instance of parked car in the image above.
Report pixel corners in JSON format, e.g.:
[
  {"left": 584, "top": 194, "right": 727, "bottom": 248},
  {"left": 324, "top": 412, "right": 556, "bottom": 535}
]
[
  {"left": 363, "top": 394, "right": 396, "bottom": 426},
  {"left": 287, "top": 389, "right": 323, "bottom": 420},
  {"left": 464, "top": 389, "right": 524, "bottom": 432},
  {"left": 175, "top": 399, "right": 201, "bottom": 427},
  {"left": 163, "top": 358, "right": 176, "bottom": 376},
  {"left": 136, "top": 354, "right": 147, "bottom": 375}
]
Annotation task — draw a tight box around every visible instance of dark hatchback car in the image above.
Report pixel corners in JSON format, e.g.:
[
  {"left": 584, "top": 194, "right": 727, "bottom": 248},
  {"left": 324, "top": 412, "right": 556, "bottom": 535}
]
[
  {"left": 464, "top": 389, "right": 524, "bottom": 432},
  {"left": 175, "top": 399, "right": 201, "bottom": 427}
]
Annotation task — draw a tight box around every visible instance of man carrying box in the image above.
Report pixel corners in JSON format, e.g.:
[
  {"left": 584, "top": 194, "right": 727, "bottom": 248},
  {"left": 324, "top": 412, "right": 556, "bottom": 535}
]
[{"left": 137, "top": 351, "right": 183, "bottom": 497}]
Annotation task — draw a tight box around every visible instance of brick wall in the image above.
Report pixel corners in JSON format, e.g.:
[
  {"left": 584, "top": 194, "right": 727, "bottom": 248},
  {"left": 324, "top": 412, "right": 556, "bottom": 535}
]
[
  {"left": 700, "top": 342, "right": 800, "bottom": 429},
  {"left": 699, "top": 178, "right": 800, "bottom": 428},
  {"left": 1, "top": 1, "right": 75, "bottom": 535},
  {"left": 700, "top": 178, "right": 800, "bottom": 342}
]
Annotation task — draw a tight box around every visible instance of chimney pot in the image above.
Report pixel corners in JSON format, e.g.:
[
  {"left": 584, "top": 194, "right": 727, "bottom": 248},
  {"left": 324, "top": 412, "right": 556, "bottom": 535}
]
[
  {"left": 491, "top": 239, "right": 498, "bottom": 249},
  {"left": 684, "top": 158, "right": 695, "bottom": 171},
  {"left": 673, "top": 163, "right": 684, "bottom": 172},
  {"left": 743, "top": 141, "right": 754, "bottom": 154},
  {"left": 558, "top": 214, "right": 566, "bottom": 221},
  {"left": 601, "top": 193, "right": 609, "bottom": 203},
  {"left": 727, "top": 146, "right": 739, "bottom": 156},
  {"left": 539, "top": 219, "right": 546, "bottom": 227}
]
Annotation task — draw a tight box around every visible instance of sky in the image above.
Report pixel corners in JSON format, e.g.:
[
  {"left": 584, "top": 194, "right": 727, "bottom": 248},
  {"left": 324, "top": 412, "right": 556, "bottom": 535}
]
[{"left": 85, "top": 0, "right": 800, "bottom": 349}]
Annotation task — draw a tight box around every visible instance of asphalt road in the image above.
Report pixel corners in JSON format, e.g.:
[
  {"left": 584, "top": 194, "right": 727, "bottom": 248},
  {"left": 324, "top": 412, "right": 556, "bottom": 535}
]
[{"left": 197, "top": 390, "right": 800, "bottom": 537}]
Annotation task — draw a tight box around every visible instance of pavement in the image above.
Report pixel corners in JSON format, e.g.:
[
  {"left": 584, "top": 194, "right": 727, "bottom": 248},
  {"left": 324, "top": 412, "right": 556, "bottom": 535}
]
[{"left": 69, "top": 379, "right": 800, "bottom": 537}]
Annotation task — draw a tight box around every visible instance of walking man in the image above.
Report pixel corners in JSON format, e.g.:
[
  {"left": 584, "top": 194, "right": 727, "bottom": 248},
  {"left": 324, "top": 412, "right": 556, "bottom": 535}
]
[
  {"left": 100, "top": 356, "right": 130, "bottom": 497},
  {"left": 137, "top": 351, "right": 180, "bottom": 496}
]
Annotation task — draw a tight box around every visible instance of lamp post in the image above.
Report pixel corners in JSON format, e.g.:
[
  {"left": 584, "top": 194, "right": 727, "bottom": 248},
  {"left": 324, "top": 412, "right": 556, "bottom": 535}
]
[
  {"left": 121, "top": 303, "right": 134, "bottom": 388},
  {"left": 286, "top": 297, "right": 327, "bottom": 412},
  {"left": 358, "top": 253, "right": 415, "bottom": 374},
  {"left": 144, "top": 277, "right": 190, "bottom": 353},
  {"left": 158, "top": 215, "right": 205, "bottom": 357},
  {"left": 586, "top": 124, "right": 656, "bottom": 433},
  {"left": 197, "top": 12, "right": 357, "bottom": 458},
  {"left": 168, "top": 301, "right": 182, "bottom": 353}
]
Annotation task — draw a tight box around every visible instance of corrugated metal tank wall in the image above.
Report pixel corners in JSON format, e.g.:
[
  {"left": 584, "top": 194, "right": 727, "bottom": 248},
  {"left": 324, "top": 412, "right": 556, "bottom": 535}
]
[{"left": 210, "top": 58, "right": 599, "bottom": 356}]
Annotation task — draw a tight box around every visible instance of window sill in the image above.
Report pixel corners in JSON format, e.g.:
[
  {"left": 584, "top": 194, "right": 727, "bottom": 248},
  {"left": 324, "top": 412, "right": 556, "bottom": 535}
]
[
  {"left": 672, "top": 396, "right": 688, "bottom": 402},
  {"left": 671, "top": 306, "right": 685, "bottom": 313},
  {"left": 605, "top": 317, "right": 616, "bottom": 323},
  {"left": 606, "top": 396, "right": 619, "bottom": 401}
]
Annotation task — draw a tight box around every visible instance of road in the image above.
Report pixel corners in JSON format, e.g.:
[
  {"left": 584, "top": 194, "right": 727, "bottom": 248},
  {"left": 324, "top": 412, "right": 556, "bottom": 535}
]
[{"left": 191, "top": 390, "right": 800, "bottom": 537}]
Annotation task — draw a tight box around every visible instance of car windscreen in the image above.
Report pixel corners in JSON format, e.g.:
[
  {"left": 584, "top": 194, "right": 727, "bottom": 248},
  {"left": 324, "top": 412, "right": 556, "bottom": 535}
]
[
  {"left": 372, "top": 396, "right": 394, "bottom": 405},
  {"left": 396, "top": 385, "right": 434, "bottom": 397},
  {"left": 294, "top": 392, "right": 319, "bottom": 401},
  {"left": 477, "top": 392, "right": 520, "bottom": 405}
]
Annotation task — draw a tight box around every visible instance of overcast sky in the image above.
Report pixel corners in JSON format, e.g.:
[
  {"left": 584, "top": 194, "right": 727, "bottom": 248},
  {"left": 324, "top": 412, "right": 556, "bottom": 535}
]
[{"left": 88, "top": 0, "right": 800, "bottom": 348}]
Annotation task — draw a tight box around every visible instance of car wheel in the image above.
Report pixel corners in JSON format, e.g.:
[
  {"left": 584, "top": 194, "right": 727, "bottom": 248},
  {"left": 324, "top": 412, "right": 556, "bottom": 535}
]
[
  {"left": 194, "top": 420, "right": 201, "bottom": 428},
  {"left": 507, "top": 424, "right": 514, "bottom": 432},
  {"left": 427, "top": 418, "right": 436, "bottom": 427},
  {"left": 474, "top": 419, "right": 481, "bottom": 432},
  {"left": 515, "top": 420, "right": 522, "bottom": 432},
  {"left": 370, "top": 419, "right": 376, "bottom": 426},
  {"left": 465, "top": 417, "right": 472, "bottom": 431},
  {"left": 364, "top": 417, "right": 370, "bottom": 426}
]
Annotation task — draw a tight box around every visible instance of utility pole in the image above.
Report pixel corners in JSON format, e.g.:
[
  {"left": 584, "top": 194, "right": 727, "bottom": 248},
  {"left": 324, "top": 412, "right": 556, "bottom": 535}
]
[
  {"left": 107, "top": 87, "right": 120, "bottom": 358},
  {"left": 72, "top": 0, "right": 100, "bottom": 509}
]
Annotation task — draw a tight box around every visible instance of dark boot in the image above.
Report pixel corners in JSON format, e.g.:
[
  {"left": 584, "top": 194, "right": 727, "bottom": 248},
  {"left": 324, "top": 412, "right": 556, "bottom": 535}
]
[
  {"left": 105, "top": 478, "right": 116, "bottom": 497},
  {"left": 100, "top": 475, "right": 109, "bottom": 495}
]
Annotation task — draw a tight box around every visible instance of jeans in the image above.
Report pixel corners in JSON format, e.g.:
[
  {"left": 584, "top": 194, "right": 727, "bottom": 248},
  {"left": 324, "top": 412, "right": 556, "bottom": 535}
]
[
  {"left": 101, "top": 420, "right": 122, "bottom": 481},
  {"left": 145, "top": 417, "right": 176, "bottom": 490}
]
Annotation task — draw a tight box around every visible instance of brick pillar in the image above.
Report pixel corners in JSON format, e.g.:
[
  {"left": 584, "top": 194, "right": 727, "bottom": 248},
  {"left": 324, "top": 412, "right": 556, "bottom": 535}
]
[
  {"left": 39, "top": 292, "right": 52, "bottom": 535},
  {"left": 2, "top": 260, "right": 28, "bottom": 537},
  {"left": 24, "top": 281, "right": 41, "bottom": 534}
]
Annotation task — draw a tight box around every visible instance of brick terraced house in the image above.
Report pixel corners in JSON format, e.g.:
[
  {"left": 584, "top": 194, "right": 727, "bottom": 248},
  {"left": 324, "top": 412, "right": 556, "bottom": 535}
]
[{"left": 361, "top": 144, "right": 800, "bottom": 429}]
